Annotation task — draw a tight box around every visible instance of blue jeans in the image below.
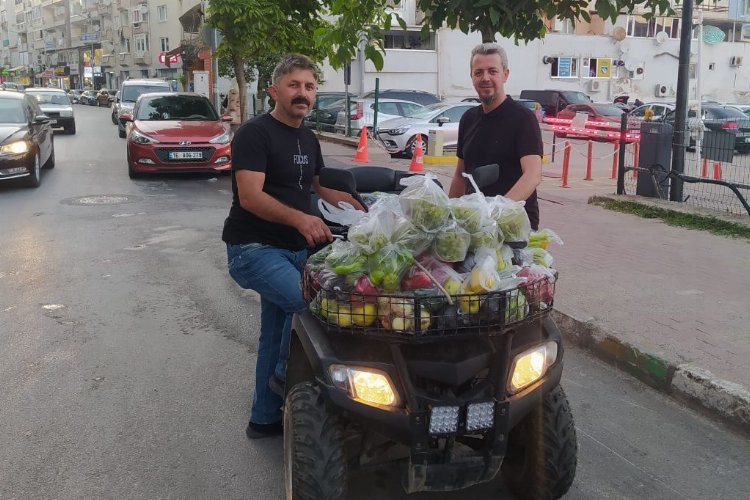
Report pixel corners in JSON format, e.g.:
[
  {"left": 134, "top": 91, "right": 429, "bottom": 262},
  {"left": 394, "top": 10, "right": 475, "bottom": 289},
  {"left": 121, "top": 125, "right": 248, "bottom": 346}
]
[{"left": 226, "top": 242, "right": 308, "bottom": 424}]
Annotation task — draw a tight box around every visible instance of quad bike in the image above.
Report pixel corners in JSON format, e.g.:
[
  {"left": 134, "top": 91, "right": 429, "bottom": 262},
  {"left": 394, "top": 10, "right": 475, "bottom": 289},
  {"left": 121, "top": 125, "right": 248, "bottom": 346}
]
[{"left": 281, "top": 165, "right": 577, "bottom": 500}]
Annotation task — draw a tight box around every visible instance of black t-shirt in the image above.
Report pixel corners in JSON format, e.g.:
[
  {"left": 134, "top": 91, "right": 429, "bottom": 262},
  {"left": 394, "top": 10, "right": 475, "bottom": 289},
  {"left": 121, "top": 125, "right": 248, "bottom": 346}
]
[
  {"left": 222, "top": 113, "right": 324, "bottom": 250},
  {"left": 457, "top": 97, "right": 543, "bottom": 229}
]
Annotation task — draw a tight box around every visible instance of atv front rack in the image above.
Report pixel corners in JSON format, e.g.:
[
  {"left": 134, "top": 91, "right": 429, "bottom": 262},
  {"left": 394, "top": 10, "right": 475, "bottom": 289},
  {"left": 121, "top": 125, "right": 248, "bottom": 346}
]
[{"left": 303, "top": 268, "right": 556, "bottom": 341}]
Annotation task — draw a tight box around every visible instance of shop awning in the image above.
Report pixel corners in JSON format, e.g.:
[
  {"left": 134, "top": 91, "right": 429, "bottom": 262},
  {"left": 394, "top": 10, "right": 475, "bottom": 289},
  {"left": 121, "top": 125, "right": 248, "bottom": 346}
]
[
  {"left": 35, "top": 68, "right": 54, "bottom": 79},
  {"left": 8, "top": 65, "right": 26, "bottom": 73}
]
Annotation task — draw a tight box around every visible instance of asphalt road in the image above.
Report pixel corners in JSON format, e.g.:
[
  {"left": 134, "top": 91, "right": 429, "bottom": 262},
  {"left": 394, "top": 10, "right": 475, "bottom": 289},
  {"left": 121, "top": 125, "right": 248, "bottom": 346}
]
[{"left": 1, "top": 105, "right": 749, "bottom": 499}]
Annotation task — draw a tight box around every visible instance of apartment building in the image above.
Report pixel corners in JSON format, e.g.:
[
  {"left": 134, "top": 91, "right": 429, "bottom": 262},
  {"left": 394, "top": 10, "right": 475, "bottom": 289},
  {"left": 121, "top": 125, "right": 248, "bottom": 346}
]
[
  {"left": 0, "top": 0, "right": 203, "bottom": 91},
  {"left": 320, "top": 0, "right": 750, "bottom": 104}
]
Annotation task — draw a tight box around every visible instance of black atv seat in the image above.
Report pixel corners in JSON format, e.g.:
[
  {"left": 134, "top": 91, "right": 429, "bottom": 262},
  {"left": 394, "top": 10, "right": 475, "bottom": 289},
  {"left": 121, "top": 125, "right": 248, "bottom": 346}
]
[{"left": 350, "top": 166, "right": 399, "bottom": 192}]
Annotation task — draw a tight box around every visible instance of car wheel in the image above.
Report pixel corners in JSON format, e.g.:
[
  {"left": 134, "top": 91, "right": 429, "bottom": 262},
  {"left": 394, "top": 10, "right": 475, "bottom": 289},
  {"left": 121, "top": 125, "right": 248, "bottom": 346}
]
[
  {"left": 24, "top": 152, "right": 41, "bottom": 188},
  {"left": 127, "top": 150, "right": 143, "bottom": 179},
  {"left": 43, "top": 139, "right": 55, "bottom": 169},
  {"left": 118, "top": 126, "right": 126, "bottom": 139},
  {"left": 284, "top": 382, "right": 347, "bottom": 500},
  {"left": 501, "top": 385, "right": 578, "bottom": 500},
  {"left": 407, "top": 135, "right": 428, "bottom": 158},
  {"left": 111, "top": 113, "right": 118, "bottom": 125},
  {"left": 66, "top": 122, "right": 76, "bottom": 135}
]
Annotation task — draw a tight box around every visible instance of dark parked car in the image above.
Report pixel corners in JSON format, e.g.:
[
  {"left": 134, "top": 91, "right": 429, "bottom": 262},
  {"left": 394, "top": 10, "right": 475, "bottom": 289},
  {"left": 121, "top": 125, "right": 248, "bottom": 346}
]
[
  {"left": 363, "top": 89, "right": 441, "bottom": 106},
  {"left": 304, "top": 92, "right": 353, "bottom": 132},
  {"left": 519, "top": 89, "right": 591, "bottom": 117},
  {"left": 0, "top": 91, "right": 55, "bottom": 187},
  {"left": 663, "top": 104, "right": 750, "bottom": 153},
  {"left": 79, "top": 90, "right": 98, "bottom": 106}
]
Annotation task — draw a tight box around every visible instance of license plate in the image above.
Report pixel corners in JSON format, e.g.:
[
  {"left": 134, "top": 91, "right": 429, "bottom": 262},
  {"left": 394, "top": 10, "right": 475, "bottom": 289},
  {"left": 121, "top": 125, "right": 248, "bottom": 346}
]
[
  {"left": 50, "top": 120, "right": 57, "bottom": 125},
  {"left": 169, "top": 151, "right": 203, "bottom": 160}
]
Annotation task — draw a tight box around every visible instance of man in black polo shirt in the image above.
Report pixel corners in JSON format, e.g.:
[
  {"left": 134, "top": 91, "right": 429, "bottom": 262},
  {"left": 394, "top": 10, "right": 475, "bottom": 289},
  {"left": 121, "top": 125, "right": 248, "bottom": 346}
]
[
  {"left": 223, "top": 54, "right": 363, "bottom": 439},
  {"left": 449, "top": 43, "right": 543, "bottom": 229}
]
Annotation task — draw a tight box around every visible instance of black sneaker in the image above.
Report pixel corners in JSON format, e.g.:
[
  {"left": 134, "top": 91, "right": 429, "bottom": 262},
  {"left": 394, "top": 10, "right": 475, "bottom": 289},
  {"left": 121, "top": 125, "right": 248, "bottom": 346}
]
[
  {"left": 245, "top": 421, "right": 283, "bottom": 439},
  {"left": 268, "top": 374, "right": 285, "bottom": 396}
]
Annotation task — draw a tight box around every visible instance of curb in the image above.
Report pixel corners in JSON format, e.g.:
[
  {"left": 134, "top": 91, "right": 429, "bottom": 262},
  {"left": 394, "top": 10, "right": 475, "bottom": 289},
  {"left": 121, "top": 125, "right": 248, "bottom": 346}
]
[
  {"left": 552, "top": 309, "right": 750, "bottom": 435},
  {"left": 315, "top": 131, "right": 359, "bottom": 148}
]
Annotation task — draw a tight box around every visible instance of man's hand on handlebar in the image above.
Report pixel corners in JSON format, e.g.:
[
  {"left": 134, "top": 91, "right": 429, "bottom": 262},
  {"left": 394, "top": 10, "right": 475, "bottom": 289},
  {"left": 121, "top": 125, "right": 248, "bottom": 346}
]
[{"left": 296, "top": 214, "right": 333, "bottom": 247}]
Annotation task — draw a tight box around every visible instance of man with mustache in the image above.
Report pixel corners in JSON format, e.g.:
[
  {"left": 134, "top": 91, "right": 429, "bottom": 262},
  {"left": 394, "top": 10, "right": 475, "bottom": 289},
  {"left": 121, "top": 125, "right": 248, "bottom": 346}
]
[
  {"left": 448, "top": 43, "right": 543, "bottom": 230},
  {"left": 222, "top": 54, "right": 364, "bottom": 439}
]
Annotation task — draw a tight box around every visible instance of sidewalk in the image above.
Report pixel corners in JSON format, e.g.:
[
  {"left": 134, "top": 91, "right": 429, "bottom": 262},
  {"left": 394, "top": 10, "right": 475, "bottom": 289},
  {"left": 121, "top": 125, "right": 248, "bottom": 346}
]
[{"left": 319, "top": 133, "right": 750, "bottom": 434}]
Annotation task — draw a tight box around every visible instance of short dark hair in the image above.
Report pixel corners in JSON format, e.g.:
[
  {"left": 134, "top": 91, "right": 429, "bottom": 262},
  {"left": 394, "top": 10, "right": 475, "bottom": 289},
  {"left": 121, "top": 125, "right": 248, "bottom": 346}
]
[
  {"left": 272, "top": 54, "right": 319, "bottom": 85},
  {"left": 470, "top": 43, "right": 508, "bottom": 71}
]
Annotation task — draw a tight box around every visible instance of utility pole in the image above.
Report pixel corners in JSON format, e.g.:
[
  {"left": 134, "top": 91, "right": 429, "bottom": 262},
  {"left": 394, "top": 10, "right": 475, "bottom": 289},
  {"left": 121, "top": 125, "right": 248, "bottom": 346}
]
[{"left": 670, "top": 0, "right": 693, "bottom": 202}]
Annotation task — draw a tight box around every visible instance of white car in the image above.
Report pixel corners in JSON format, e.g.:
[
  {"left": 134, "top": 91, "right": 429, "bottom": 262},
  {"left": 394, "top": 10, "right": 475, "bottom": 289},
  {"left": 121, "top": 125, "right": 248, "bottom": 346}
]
[
  {"left": 25, "top": 88, "right": 76, "bottom": 134},
  {"left": 376, "top": 102, "right": 478, "bottom": 157},
  {"left": 334, "top": 98, "right": 424, "bottom": 136}
]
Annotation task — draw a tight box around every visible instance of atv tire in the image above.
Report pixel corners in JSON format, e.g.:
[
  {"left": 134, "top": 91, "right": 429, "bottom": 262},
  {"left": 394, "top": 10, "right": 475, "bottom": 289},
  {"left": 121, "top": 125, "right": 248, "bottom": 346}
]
[
  {"left": 501, "top": 385, "right": 577, "bottom": 500},
  {"left": 284, "top": 382, "right": 347, "bottom": 500}
]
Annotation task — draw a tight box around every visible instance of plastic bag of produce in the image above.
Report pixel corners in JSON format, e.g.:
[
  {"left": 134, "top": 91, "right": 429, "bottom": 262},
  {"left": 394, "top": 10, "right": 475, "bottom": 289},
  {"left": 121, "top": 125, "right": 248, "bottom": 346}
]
[
  {"left": 367, "top": 244, "right": 414, "bottom": 292},
  {"left": 324, "top": 240, "right": 367, "bottom": 276},
  {"left": 528, "top": 228, "right": 564, "bottom": 249},
  {"left": 515, "top": 247, "right": 554, "bottom": 268},
  {"left": 518, "top": 265, "right": 556, "bottom": 307},
  {"left": 433, "top": 221, "right": 471, "bottom": 263},
  {"left": 469, "top": 220, "right": 500, "bottom": 252},
  {"left": 495, "top": 245, "right": 514, "bottom": 273},
  {"left": 377, "top": 295, "right": 431, "bottom": 333},
  {"left": 318, "top": 199, "right": 366, "bottom": 226},
  {"left": 450, "top": 194, "right": 489, "bottom": 234},
  {"left": 391, "top": 215, "right": 433, "bottom": 254},
  {"left": 399, "top": 174, "right": 451, "bottom": 232},
  {"left": 416, "top": 255, "right": 464, "bottom": 295},
  {"left": 489, "top": 196, "right": 531, "bottom": 244},
  {"left": 306, "top": 244, "right": 333, "bottom": 272},
  {"left": 348, "top": 212, "right": 392, "bottom": 254}
]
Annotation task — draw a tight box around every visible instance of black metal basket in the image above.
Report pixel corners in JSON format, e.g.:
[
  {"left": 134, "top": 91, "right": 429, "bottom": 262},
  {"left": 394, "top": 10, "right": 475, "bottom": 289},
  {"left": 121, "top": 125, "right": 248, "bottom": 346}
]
[{"left": 303, "top": 267, "right": 556, "bottom": 341}]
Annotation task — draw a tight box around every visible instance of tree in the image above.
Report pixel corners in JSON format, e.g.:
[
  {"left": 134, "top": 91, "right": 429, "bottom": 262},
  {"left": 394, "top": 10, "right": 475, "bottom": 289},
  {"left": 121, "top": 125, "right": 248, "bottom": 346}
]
[{"left": 207, "top": 0, "right": 681, "bottom": 120}]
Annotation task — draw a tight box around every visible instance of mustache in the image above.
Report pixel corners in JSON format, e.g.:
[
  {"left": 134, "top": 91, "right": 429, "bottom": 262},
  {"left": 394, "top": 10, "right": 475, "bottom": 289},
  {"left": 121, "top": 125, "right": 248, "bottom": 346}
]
[{"left": 291, "top": 96, "right": 311, "bottom": 106}]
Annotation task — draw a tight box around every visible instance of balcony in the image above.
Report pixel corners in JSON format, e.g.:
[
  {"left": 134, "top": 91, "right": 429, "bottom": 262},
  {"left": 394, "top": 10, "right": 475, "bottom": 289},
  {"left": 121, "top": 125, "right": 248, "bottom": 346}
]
[
  {"left": 134, "top": 52, "right": 150, "bottom": 65},
  {"left": 119, "top": 52, "right": 131, "bottom": 66}
]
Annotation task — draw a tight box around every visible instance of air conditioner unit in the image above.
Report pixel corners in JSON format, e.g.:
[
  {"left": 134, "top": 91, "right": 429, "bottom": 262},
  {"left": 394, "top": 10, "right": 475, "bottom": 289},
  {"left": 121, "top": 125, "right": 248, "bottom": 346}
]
[
  {"left": 731, "top": 56, "right": 744, "bottom": 67},
  {"left": 655, "top": 83, "right": 669, "bottom": 97},
  {"left": 629, "top": 63, "right": 645, "bottom": 80},
  {"left": 589, "top": 80, "right": 602, "bottom": 92}
]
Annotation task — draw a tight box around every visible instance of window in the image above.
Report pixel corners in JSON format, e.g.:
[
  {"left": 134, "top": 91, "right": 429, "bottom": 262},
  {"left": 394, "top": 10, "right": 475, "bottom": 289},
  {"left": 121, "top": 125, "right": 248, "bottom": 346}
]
[
  {"left": 134, "top": 34, "right": 148, "bottom": 55},
  {"left": 122, "top": 38, "right": 131, "bottom": 53},
  {"left": 160, "top": 37, "right": 169, "bottom": 52},
  {"left": 157, "top": 5, "right": 167, "bottom": 22},
  {"left": 626, "top": 15, "right": 680, "bottom": 39},
  {"left": 582, "top": 57, "right": 613, "bottom": 78},
  {"left": 383, "top": 30, "right": 436, "bottom": 50},
  {"left": 132, "top": 8, "right": 142, "bottom": 23},
  {"left": 549, "top": 56, "right": 579, "bottom": 78},
  {"left": 437, "top": 105, "right": 472, "bottom": 123},
  {"left": 122, "top": 10, "right": 129, "bottom": 24},
  {"left": 376, "top": 102, "right": 401, "bottom": 115}
]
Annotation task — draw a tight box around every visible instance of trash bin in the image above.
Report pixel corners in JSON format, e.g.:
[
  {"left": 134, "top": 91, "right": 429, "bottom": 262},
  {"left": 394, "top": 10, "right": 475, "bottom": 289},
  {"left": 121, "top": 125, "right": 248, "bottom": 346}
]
[{"left": 636, "top": 121, "right": 673, "bottom": 199}]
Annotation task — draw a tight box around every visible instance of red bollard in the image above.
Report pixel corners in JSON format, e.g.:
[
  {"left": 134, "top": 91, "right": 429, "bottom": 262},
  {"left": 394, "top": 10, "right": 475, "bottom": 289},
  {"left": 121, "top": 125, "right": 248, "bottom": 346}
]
[
  {"left": 611, "top": 142, "right": 619, "bottom": 179},
  {"left": 561, "top": 141, "right": 571, "bottom": 188},
  {"left": 584, "top": 140, "right": 593, "bottom": 181},
  {"left": 701, "top": 158, "right": 708, "bottom": 178},
  {"left": 713, "top": 162, "right": 722, "bottom": 180},
  {"left": 633, "top": 142, "right": 640, "bottom": 179}
]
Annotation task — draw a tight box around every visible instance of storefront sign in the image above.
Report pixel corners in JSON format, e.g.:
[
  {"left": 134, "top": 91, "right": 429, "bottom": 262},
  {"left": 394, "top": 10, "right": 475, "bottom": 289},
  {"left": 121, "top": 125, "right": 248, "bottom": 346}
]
[
  {"left": 158, "top": 53, "right": 180, "bottom": 65},
  {"left": 53, "top": 65, "right": 70, "bottom": 76}
]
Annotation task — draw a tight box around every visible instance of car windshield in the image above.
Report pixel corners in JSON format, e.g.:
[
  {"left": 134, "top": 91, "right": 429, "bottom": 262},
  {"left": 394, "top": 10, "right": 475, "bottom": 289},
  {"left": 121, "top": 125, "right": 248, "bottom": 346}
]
[
  {"left": 406, "top": 102, "right": 445, "bottom": 119},
  {"left": 706, "top": 107, "right": 746, "bottom": 119},
  {"left": 122, "top": 84, "right": 170, "bottom": 102},
  {"left": 28, "top": 92, "right": 70, "bottom": 105},
  {"left": 136, "top": 95, "right": 218, "bottom": 121},
  {"left": 0, "top": 99, "right": 26, "bottom": 123},
  {"left": 592, "top": 104, "right": 626, "bottom": 116}
]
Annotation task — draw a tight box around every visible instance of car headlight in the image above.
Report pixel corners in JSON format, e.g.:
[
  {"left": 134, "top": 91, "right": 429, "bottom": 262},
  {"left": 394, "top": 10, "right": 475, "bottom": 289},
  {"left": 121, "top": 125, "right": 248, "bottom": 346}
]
[
  {"left": 508, "top": 342, "right": 558, "bottom": 394},
  {"left": 60, "top": 109, "right": 73, "bottom": 117},
  {"left": 129, "top": 130, "right": 159, "bottom": 145},
  {"left": 329, "top": 364, "right": 399, "bottom": 407},
  {"left": 387, "top": 126, "right": 410, "bottom": 135},
  {"left": 208, "top": 130, "right": 231, "bottom": 144},
  {"left": 0, "top": 140, "right": 29, "bottom": 155}
]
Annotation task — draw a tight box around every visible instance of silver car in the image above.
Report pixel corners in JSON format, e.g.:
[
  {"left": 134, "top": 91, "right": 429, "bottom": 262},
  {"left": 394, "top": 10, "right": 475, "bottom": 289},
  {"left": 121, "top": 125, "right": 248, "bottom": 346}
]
[
  {"left": 334, "top": 98, "right": 424, "bottom": 136},
  {"left": 25, "top": 88, "right": 76, "bottom": 134},
  {"left": 376, "top": 102, "right": 477, "bottom": 157}
]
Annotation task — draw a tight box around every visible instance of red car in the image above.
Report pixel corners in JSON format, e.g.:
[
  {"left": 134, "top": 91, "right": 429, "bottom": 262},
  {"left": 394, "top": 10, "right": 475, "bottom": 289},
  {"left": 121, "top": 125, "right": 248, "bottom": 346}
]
[{"left": 121, "top": 92, "right": 232, "bottom": 178}]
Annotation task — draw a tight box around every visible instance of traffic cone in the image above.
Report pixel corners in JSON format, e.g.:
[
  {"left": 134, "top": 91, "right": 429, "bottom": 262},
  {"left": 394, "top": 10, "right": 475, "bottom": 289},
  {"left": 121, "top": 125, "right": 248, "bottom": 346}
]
[
  {"left": 353, "top": 127, "right": 369, "bottom": 163},
  {"left": 409, "top": 134, "right": 425, "bottom": 172},
  {"left": 713, "top": 162, "right": 722, "bottom": 180}
]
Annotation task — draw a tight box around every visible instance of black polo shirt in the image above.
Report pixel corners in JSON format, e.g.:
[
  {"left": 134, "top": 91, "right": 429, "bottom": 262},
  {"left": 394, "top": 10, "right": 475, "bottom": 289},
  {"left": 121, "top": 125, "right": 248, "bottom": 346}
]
[{"left": 457, "top": 97, "right": 543, "bottom": 229}]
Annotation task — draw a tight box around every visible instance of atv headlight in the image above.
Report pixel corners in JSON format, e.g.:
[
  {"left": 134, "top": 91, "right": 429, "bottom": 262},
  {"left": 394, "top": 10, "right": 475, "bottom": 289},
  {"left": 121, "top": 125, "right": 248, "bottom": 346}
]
[
  {"left": 0, "top": 140, "right": 29, "bottom": 155},
  {"left": 129, "top": 130, "right": 160, "bottom": 145},
  {"left": 209, "top": 130, "right": 231, "bottom": 144},
  {"left": 329, "top": 365, "right": 399, "bottom": 407},
  {"left": 508, "top": 342, "right": 558, "bottom": 394}
]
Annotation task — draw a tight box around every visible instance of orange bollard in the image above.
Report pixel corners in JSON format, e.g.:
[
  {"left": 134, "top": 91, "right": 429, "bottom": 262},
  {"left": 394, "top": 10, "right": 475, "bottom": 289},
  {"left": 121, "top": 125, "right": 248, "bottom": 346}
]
[
  {"left": 611, "top": 142, "right": 619, "bottom": 179},
  {"left": 561, "top": 141, "right": 571, "bottom": 188},
  {"left": 409, "top": 134, "right": 425, "bottom": 172},
  {"left": 584, "top": 140, "right": 593, "bottom": 181},
  {"left": 633, "top": 142, "right": 639, "bottom": 179},
  {"left": 352, "top": 126, "right": 369, "bottom": 163},
  {"left": 701, "top": 158, "right": 708, "bottom": 178},
  {"left": 713, "top": 162, "right": 722, "bottom": 180}
]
